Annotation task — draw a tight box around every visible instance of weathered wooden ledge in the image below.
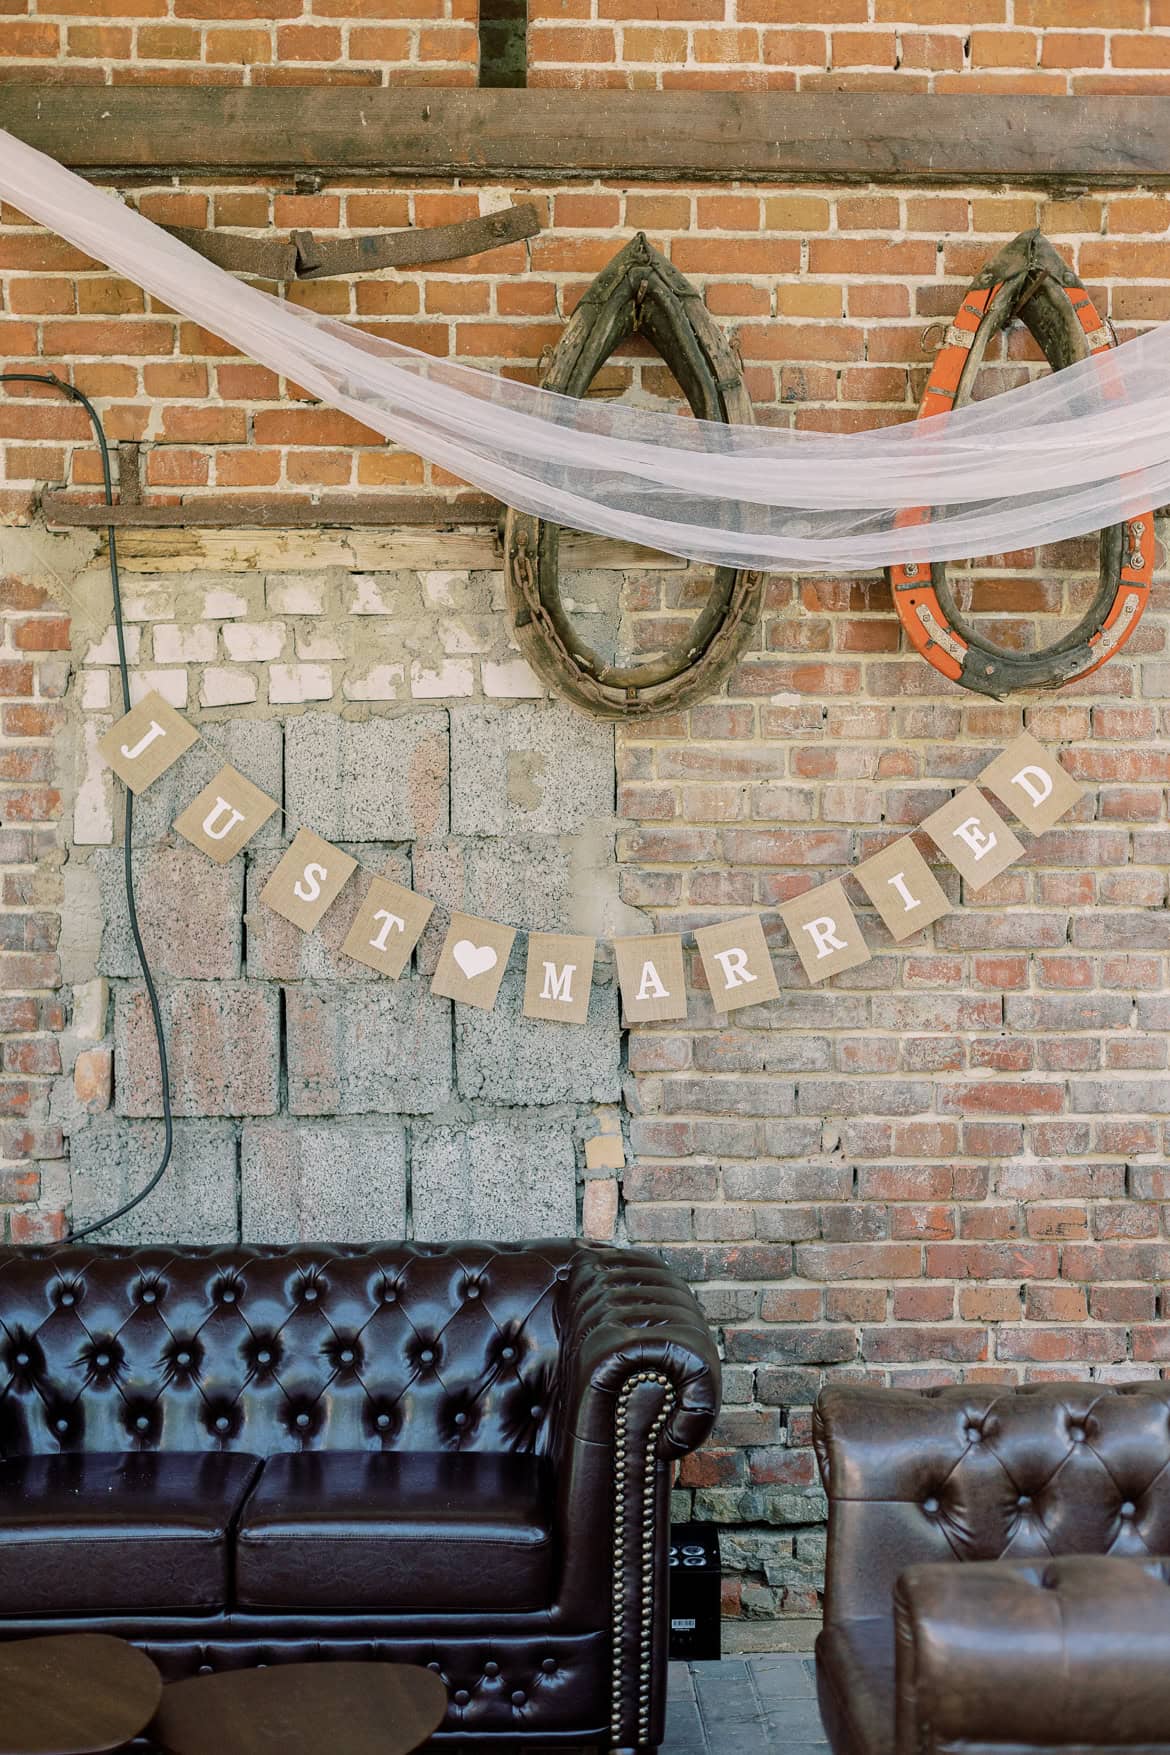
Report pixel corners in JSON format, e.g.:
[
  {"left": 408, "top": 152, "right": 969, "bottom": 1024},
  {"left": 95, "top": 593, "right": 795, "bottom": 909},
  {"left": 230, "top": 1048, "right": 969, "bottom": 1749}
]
[{"left": 5, "top": 87, "right": 1170, "bottom": 186}]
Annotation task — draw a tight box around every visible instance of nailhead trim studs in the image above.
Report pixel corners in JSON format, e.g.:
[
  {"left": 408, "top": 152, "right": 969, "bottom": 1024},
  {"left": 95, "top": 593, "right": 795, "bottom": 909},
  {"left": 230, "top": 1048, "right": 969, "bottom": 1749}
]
[{"left": 610, "top": 1370, "right": 677, "bottom": 1745}]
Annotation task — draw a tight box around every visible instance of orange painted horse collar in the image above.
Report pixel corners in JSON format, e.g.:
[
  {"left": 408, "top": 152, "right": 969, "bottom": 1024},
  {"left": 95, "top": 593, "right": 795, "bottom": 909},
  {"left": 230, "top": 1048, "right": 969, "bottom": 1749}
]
[{"left": 890, "top": 229, "right": 1154, "bottom": 700}]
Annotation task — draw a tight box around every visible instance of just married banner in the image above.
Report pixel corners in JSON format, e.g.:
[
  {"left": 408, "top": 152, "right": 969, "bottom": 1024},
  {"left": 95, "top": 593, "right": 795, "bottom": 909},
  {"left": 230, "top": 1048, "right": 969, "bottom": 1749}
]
[{"left": 99, "top": 693, "right": 1086, "bottom": 1024}]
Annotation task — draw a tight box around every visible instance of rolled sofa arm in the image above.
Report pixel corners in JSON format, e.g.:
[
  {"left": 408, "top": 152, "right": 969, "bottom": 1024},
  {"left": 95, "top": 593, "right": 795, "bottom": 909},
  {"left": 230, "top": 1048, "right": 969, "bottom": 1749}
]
[
  {"left": 552, "top": 1247, "right": 720, "bottom": 1749},
  {"left": 559, "top": 1245, "right": 721, "bottom": 1459},
  {"left": 895, "top": 1555, "right": 1170, "bottom": 1755}
]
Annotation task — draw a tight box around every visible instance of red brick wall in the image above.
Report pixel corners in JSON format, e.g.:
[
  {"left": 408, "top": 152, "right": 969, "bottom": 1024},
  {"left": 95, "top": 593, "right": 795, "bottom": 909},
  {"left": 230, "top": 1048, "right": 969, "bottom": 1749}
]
[
  {"left": 0, "top": 572, "right": 68, "bottom": 1244},
  {"left": 527, "top": 0, "right": 1170, "bottom": 92},
  {"left": 0, "top": 0, "right": 479, "bottom": 87},
  {"left": 3, "top": 182, "right": 1168, "bottom": 509}
]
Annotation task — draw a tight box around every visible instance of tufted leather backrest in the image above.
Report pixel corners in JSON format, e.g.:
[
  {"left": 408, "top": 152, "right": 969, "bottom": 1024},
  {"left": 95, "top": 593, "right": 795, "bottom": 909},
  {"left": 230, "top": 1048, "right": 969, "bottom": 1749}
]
[
  {"left": 0, "top": 1242, "right": 582, "bottom": 1458},
  {"left": 814, "top": 1381, "right": 1170, "bottom": 1624}
]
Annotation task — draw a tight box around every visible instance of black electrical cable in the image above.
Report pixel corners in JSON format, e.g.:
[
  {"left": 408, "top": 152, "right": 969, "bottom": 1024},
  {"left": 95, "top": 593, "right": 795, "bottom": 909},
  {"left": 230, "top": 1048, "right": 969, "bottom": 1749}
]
[{"left": 1, "top": 373, "right": 173, "bottom": 1240}]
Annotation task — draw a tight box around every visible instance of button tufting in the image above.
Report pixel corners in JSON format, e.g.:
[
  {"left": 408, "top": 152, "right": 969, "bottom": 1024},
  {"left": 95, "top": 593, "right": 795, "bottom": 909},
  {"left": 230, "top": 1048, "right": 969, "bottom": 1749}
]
[
  {"left": 295, "top": 1412, "right": 311, "bottom": 1429},
  {"left": 198, "top": 1666, "right": 213, "bottom": 1676},
  {"left": 94, "top": 1353, "right": 110, "bottom": 1370},
  {"left": 256, "top": 1350, "right": 272, "bottom": 1366},
  {"left": 135, "top": 1415, "right": 150, "bottom": 1432},
  {"left": 541, "top": 1658, "right": 557, "bottom": 1674},
  {"left": 466, "top": 1284, "right": 480, "bottom": 1299},
  {"left": 454, "top": 1690, "right": 470, "bottom": 1707},
  {"left": 140, "top": 1288, "right": 157, "bottom": 1305},
  {"left": 1018, "top": 1495, "right": 1032, "bottom": 1510},
  {"left": 965, "top": 1424, "right": 981, "bottom": 1442},
  {"left": 453, "top": 1411, "right": 468, "bottom": 1426},
  {"left": 530, "top": 1405, "right": 543, "bottom": 1419},
  {"left": 427, "top": 1663, "right": 441, "bottom": 1674},
  {"left": 176, "top": 1351, "right": 192, "bottom": 1368},
  {"left": 54, "top": 1418, "right": 69, "bottom": 1434},
  {"left": 59, "top": 1291, "right": 75, "bottom": 1307},
  {"left": 1121, "top": 1501, "right": 1136, "bottom": 1517},
  {"left": 500, "top": 1346, "right": 516, "bottom": 1362},
  {"left": 420, "top": 1349, "right": 435, "bottom": 1365},
  {"left": 221, "top": 1288, "right": 236, "bottom": 1305},
  {"left": 484, "top": 1662, "right": 499, "bottom": 1677},
  {"left": 922, "top": 1496, "right": 939, "bottom": 1514},
  {"left": 375, "top": 1413, "right": 391, "bottom": 1429},
  {"left": 1068, "top": 1423, "right": 1085, "bottom": 1442},
  {"left": 303, "top": 1286, "right": 318, "bottom": 1303},
  {"left": 339, "top": 1349, "right": 355, "bottom": 1365},
  {"left": 511, "top": 1690, "right": 527, "bottom": 1706},
  {"left": 214, "top": 1416, "right": 231, "bottom": 1433},
  {"left": 15, "top": 1352, "right": 29, "bottom": 1367}
]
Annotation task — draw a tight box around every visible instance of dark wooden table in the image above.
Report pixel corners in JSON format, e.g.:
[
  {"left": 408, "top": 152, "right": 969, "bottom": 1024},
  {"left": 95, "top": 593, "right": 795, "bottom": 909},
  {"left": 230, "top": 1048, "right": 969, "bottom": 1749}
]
[
  {"left": 151, "top": 1662, "right": 448, "bottom": 1755},
  {"left": 0, "top": 1632, "right": 163, "bottom": 1755}
]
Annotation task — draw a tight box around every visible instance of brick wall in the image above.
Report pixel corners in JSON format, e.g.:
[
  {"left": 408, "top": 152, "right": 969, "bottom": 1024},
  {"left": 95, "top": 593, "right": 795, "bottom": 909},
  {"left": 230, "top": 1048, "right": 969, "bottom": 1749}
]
[
  {"left": 2, "top": 147, "right": 1170, "bottom": 1623},
  {"left": 0, "top": 566, "right": 69, "bottom": 1243},
  {"left": 527, "top": 0, "right": 1170, "bottom": 92},
  {"left": 8, "top": 0, "right": 1170, "bottom": 91},
  {"left": 4, "top": 180, "right": 1169, "bottom": 512},
  {"left": 0, "top": 0, "right": 479, "bottom": 88}
]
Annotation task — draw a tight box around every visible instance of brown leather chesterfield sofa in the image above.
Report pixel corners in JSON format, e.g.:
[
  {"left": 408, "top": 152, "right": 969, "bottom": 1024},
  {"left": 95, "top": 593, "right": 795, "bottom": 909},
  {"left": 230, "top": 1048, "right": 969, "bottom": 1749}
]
[
  {"left": 0, "top": 1240, "right": 720, "bottom": 1751},
  {"left": 813, "top": 1382, "right": 1170, "bottom": 1755}
]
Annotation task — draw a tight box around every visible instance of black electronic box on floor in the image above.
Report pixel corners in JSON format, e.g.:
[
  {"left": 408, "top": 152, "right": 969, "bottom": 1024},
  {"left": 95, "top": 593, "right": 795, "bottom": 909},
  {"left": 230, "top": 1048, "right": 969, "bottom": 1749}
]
[{"left": 667, "top": 1521, "right": 722, "bottom": 1660}]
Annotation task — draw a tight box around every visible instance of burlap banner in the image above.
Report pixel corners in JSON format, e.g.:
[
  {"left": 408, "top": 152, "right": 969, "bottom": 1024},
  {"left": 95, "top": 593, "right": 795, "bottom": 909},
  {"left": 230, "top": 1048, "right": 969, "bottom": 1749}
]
[{"left": 100, "top": 699, "right": 1085, "bottom": 1024}]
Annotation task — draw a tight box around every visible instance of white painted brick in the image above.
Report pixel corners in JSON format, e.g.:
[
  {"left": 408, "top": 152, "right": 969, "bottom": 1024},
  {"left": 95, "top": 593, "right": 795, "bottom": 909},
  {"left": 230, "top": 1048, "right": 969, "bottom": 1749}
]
[
  {"left": 269, "top": 663, "right": 334, "bottom": 704},
  {"left": 294, "top": 626, "right": 344, "bottom": 661},
  {"left": 410, "top": 658, "right": 475, "bottom": 698},
  {"left": 342, "top": 664, "right": 406, "bottom": 701},
  {"left": 39, "top": 656, "right": 70, "bottom": 699},
  {"left": 265, "top": 576, "right": 328, "bottom": 615},
  {"left": 200, "top": 588, "right": 249, "bottom": 619},
  {"left": 85, "top": 626, "right": 141, "bottom": 666},
  {"left": 121, "top": 589, "right": 174, "bottom": 622},
  {"left": 421, "top": 570, "right": 463, "bottom": 607},
  {"left": 153, "top": 623, "right": 218, "bottom": 664},
  {"left": 481, "top": 656, "right": 545, "bottom": 698},
  {"left": 200, "top": 667, "right": 259, "bottom": 708},
  {"left": 130, "top": 670, "right": 188, "bottom": 708},
  {"left": 72, "top": 977, "right": 109, "bottom": 1042},
  {"left": 74, "top": 717, "right": 115, "bottom": 847},
  {"left": 223, "top": 621, "right": 286, "bottom": 662},
  {"left": 441, "top": 616, "right": 497, "bottom": 655},
  {"left": 80, "top": 669, "right": 111, "bottom": 710},
  {"left": 351, "top": 574, "right": 396, "bottom": 614}
]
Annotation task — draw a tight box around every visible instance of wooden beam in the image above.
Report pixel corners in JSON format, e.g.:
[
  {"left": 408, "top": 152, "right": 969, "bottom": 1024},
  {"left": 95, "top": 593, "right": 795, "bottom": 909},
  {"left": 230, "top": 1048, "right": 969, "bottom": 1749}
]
[
  {"left": 4, "top": 86, "right": 1169, "bottom": 184},
  {"left": 41, "top": 492, "right": 501, "bottom": 528},
  {"left": 93, "top": 525, "right": 687, "bottom": 575}
]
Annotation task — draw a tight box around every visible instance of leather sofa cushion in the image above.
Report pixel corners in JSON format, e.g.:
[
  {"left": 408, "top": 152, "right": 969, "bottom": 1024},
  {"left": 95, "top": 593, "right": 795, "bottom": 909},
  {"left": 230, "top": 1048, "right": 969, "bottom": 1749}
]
[
  {"left": 0, "top": 1452, "right": 261, "bottom": 1616},
  {"left": 235, "top": 1451, "right": 555, "bottom": 1612}
]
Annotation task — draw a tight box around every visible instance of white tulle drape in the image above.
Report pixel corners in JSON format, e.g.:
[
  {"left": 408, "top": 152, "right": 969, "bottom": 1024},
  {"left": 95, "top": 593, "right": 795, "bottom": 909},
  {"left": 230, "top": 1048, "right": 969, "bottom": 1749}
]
[{"left": 1, "top": 126, "right": 1167, "bottom": 572}]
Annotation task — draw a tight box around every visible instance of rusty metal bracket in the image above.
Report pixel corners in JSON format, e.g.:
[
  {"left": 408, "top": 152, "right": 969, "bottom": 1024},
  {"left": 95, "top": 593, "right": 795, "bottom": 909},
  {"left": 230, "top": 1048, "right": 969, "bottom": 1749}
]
[{"left": 163, "top": 202, "right": 541, "bottom": 281}]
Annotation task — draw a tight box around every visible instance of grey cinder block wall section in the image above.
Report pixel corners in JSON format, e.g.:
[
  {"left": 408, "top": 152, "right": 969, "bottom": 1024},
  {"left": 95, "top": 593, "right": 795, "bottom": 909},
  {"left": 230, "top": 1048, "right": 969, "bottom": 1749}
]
[{"left": 67, "top": 704, "right": 633, "bottom": 1243}]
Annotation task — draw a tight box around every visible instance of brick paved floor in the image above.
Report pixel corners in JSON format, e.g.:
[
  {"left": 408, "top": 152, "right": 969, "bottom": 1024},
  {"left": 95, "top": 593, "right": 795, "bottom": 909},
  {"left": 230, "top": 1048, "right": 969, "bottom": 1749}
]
[{"left": 666, "top": 1654, "right": 826, "bottom": 1754}]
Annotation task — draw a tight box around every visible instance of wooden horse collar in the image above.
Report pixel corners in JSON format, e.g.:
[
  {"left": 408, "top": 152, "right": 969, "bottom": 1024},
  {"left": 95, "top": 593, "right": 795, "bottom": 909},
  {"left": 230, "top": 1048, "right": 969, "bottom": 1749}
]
[
  {"left": 889, "top": 228, "right": 1154, "bottom": 698},
  {"left": 503, "top": 233, "right": 764, "bottom": 720}
]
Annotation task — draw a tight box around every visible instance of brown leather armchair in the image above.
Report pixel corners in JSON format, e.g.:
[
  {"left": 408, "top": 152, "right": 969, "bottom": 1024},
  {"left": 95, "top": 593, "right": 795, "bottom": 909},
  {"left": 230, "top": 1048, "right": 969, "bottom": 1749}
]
[
  {"left": 0, "top": 1240, "right": 721, "bottom": 1751},
  {"left": 813, "top": 1382, "right": 1170, "bottom": 1755}
]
